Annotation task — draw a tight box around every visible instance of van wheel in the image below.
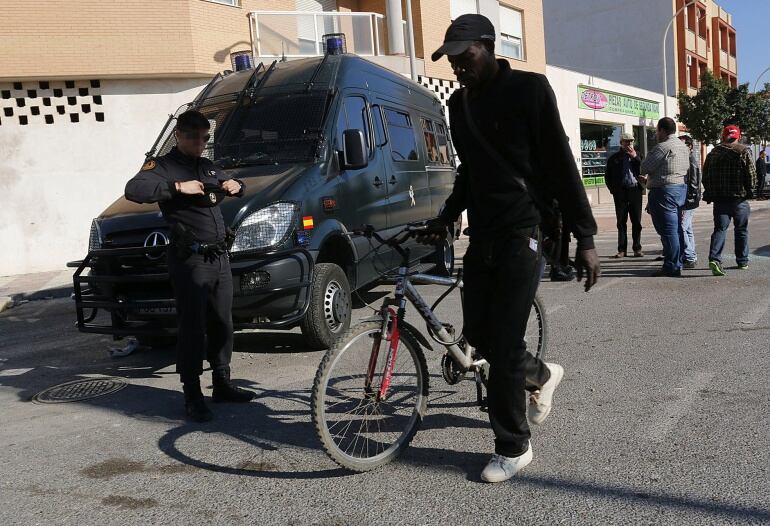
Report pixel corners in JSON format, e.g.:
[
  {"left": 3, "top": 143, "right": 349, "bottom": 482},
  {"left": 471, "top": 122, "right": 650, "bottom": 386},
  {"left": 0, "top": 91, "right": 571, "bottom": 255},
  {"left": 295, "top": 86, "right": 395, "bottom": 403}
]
[
  {"left": 430, "top": 237, "right": 455, "bottom": 277},
  {"left": 301, "top": 263, "right": 352, "bottom": 350}
]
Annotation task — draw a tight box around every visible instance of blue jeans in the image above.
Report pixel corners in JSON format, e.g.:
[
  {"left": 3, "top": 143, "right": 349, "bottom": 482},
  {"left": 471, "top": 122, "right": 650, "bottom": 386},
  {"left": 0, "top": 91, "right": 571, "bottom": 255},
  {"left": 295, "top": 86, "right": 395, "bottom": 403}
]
[
  {"left": 648, "top": 185, "right": 686, "bottom": 274},
  {"left": 681, "top": 208, "right": 696, "bottom": 262},
  {"left": 709, "top": 199, "right": 750, "bottom": 266}
]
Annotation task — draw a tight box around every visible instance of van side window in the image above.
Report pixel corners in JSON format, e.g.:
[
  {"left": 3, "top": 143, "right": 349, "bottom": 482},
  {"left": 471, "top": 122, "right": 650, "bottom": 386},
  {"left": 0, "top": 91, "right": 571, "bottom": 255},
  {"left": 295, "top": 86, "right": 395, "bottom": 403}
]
[
  {"left": 384, "top": 108, "right": 418, "bottom": 161},
  {"left": 435, "top": 122, "right": 452, "bottom": 166},
  {"left": 421, "top": 118, "right": 439, "bottom": 164},
  {"left": 372, "top": 105, "right": 387, "bottom": 147},
  {"left": 342, "top": 96, "right": 371, "bottom": 155}
]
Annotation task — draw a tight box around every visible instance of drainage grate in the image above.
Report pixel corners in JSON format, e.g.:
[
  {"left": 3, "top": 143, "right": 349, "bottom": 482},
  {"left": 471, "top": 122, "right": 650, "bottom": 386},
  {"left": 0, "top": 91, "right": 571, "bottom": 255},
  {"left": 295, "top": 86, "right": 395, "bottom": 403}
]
[{"left": 32, "top": 377, "right": 127, "bottom": 404}]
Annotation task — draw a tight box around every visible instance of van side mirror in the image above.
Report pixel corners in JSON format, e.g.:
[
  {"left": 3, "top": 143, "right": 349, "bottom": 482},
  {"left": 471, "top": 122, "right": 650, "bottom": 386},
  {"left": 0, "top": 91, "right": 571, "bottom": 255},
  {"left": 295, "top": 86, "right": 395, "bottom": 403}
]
[{"left": 342, "top": 129, "right": 368, "bottom": 170}]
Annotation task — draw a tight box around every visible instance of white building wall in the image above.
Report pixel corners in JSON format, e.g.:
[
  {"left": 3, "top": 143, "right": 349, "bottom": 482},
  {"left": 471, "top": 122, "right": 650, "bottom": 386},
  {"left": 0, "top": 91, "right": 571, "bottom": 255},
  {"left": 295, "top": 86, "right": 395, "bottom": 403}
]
[
  {"left": 543, "top": 0, "right": 676, "bottom": 96},
  {"left": 0, "top": 78, "right": 208, "bottom": 276}
]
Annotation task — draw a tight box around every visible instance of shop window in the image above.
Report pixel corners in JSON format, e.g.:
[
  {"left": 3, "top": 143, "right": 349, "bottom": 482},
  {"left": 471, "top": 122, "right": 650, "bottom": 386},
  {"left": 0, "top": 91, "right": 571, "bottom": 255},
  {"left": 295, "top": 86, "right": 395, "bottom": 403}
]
[
  {"left": 450, "top": 0, "right": 477, "bottom": 20},
  {"left": 384, "top": 108, "right": 418, "bottom": 161},
  {"left": 579, "top": 122, "right": 622, "bottom": 186},
  {"left": 499, "top": 5, "right": 524, "bottom": 60}
]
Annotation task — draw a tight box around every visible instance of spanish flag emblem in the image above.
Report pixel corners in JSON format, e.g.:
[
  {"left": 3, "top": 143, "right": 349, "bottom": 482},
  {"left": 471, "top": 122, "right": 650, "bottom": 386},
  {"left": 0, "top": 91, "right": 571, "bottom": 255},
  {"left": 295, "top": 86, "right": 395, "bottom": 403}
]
[{"left": 302, "top": 216, "right": 314, "bottom": 229}]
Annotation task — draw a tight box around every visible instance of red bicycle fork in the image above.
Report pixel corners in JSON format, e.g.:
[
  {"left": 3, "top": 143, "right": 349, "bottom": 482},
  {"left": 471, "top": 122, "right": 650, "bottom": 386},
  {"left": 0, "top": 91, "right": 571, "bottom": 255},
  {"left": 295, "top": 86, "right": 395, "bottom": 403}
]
[{"left": 364, "top": 307, "right": 401, "bottom": 401}]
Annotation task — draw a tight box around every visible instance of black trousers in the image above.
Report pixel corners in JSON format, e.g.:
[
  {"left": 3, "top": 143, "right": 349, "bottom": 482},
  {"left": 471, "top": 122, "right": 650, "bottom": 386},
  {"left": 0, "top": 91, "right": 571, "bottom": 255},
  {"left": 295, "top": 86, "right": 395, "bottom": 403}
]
[
  {"left": 462, "top": 228, "right": 551, "bottom": 457},
  {"left": 168, "top": 252, "right": 234, "bottom": 383},
  {"left": 613, "top": 185, "right": 643, "bottom": 253}
]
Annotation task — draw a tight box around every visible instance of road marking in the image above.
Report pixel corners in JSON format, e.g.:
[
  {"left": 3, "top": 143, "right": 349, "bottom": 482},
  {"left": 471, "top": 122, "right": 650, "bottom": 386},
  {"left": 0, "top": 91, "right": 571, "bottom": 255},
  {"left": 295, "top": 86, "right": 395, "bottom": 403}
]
[
  {"left": 546, "top": 304, "right": 565, "bottom": 315},
  {"left": 588, "top": 278, "right": 618, "bottom": 293},
  {"left": 0, "top": 368, "right": 34, "bottom": 377},
  {"left": 738, "top": 297, "right": 770, "bottom": 327},
  {"left": 646, "top": 372, "right": 714, "bottom": 443}
]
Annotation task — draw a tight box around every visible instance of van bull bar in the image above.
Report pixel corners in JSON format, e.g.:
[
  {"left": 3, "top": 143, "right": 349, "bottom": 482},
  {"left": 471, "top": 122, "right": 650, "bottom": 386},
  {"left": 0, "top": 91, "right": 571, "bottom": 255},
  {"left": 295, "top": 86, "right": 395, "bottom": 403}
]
[{"left": 71, "top": 244, "right": 313, "bottom": 339}]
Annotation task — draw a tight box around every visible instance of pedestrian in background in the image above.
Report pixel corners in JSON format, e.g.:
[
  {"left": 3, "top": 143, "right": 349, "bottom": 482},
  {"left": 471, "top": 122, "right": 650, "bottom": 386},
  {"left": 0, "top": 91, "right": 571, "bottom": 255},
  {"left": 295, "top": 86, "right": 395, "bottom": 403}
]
[
  {"left": 702, "top": 125, "right": 757, "bottom": 276},
  {"left": 679, "top": 135, "right": 701, "bottom": 268},
  {"left": 756, "top": 149, "right": 767, "bottom": 200},
  {"left": 605, "top": 132, "right": 644, "bottom": 258},
  {"left": 639, "top": 118, "right": 691, "bottom": 277}
]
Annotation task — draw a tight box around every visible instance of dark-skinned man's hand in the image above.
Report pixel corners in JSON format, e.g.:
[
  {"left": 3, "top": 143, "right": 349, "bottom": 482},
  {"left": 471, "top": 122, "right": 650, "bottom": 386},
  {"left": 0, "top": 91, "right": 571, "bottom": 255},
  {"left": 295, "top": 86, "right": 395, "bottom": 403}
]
[
  {"left": 575, "top": 248, "right": 601, "bottom": 292},
  {"left": 415, "top": 218, "right": 450, "bottom": 246}
]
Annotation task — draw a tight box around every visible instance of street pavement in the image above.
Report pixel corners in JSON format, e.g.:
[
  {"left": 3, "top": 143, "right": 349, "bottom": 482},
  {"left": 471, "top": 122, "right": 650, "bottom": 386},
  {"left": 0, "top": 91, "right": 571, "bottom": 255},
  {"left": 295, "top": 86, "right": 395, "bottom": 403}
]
[{"left": 1, "top": 200, "right": 770, "bottom": 525}]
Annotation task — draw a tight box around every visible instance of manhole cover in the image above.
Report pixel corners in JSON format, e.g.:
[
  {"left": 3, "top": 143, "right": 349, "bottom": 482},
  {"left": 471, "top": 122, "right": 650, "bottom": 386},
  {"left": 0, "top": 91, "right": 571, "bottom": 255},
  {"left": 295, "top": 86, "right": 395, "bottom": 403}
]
[{"left": 32, "top": 377, "right": 128, "bottom": 404}]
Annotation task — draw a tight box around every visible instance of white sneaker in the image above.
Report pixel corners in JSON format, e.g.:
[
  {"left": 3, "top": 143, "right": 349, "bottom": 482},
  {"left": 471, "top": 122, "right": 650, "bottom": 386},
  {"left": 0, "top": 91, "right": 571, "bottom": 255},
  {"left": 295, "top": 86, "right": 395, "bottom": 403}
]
[
  {"left": 529, "top": 362, "right": 564, "bottom": 425},
  {"left": 480, "top": 443, "right": 533, "bottom": 483}
]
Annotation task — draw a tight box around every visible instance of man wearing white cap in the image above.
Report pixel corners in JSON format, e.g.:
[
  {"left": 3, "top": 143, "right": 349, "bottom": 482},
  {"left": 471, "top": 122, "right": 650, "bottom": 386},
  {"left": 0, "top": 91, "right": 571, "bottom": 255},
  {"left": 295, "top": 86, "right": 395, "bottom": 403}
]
[{"left": 605, "top": 132, "right": 644, "bottom": 258}]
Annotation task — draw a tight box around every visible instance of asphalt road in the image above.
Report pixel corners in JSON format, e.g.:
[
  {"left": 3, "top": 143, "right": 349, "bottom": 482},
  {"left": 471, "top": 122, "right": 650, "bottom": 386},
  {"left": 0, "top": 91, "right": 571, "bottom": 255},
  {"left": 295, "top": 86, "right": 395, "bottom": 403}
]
[{"left": 2, "top": 203, "right": 770, "bottom": 525}]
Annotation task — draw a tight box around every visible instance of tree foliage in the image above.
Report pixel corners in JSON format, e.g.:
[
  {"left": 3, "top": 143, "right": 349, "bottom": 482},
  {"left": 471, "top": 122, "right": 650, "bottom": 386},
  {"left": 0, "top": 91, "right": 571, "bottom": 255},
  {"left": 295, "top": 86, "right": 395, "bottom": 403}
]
[{"left": 678, "top": 72, "right": 770, "bottom": 146}]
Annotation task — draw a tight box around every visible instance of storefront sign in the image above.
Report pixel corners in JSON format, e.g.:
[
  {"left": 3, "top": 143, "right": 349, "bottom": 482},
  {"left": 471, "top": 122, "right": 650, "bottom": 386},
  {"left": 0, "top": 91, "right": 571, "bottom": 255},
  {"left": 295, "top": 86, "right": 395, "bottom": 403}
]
[{"left": 578, "top": 86, "right": 660, "bottom": 120}]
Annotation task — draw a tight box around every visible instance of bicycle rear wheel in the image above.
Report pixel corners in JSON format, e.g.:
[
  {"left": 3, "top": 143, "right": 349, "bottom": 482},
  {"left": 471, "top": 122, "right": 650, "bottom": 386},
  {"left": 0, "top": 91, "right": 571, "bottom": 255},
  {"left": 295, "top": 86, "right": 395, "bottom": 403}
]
[{"left": 311, "top": 321, "right": 429, "bottom": 472}]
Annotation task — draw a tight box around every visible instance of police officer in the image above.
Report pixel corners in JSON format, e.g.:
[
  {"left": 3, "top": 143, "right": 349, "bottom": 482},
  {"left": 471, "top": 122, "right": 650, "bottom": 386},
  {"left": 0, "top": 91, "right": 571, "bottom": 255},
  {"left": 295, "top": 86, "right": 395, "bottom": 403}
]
[
  {"left": 419, "top": 15, "right": 600, "bottom": 482},
  {"left": 125, "top": 110, "right": 255, "bottom": 422}
]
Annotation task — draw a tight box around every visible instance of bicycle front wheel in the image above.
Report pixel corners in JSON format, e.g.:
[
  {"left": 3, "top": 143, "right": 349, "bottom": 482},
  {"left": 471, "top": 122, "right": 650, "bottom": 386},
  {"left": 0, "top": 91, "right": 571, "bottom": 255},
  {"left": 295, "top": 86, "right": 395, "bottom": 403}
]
[{"left": 311, "top": 321, "right": 429, "bottom": 472}]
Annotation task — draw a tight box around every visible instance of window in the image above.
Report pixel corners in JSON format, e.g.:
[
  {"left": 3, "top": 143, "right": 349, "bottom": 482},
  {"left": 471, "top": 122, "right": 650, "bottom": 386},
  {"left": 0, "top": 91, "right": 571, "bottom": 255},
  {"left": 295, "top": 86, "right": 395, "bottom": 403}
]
[
  {"left": 384, "top": 109, "right": 418, "bottom": 161},
  {"left": 435, "top": 122, "right": 452, "bottom": 165},
  {"left": 499, "top": 5, "right": 524, "bottom": 60},
  {"left": 203, "top": 0, "right": 240, "bottom": 6},
  {"left": 342, "top": 96, "right": 371, "bottom": 154},
  {"left": 421, "top": 118, "right": 439, "bottom": 163},
  {"left": 450, "top": 0, "right": 477, "bottom": 20},
  {"left": 685, "top": 4, "right": 695, "bottom": 32},
  {"left": 697, "top": 8, "right": 707, "bottom": 37}
]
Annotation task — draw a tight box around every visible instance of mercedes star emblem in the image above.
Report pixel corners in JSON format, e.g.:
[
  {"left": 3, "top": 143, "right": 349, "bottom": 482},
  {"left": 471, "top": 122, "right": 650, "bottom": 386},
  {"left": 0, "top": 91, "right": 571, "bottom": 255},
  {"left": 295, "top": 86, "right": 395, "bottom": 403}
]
[{"left": 143, "top": 231, "right": 169, "bottom": 260}]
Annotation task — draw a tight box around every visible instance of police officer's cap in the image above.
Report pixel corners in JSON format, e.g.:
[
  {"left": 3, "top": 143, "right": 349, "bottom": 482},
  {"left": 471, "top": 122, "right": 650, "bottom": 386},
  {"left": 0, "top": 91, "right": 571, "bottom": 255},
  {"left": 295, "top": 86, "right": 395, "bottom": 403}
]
[{"left": 431, "top": 14, "right": 496, "bottom": 62}]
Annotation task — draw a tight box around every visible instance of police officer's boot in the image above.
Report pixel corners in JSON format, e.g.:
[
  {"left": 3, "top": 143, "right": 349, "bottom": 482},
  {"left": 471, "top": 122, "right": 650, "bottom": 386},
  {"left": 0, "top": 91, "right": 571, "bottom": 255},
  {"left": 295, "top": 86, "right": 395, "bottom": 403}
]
[
  {"left": 183, "top": 378, "right": 213, "bottom": 422},
  {"left": 212, "top": 367, "right": 256, "bottom": 403}
]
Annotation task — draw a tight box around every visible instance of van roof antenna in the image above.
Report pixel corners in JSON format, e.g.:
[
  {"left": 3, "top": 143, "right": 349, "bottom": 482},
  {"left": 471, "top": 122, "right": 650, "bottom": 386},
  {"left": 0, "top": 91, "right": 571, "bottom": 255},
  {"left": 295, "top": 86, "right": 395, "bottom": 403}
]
[{"left": 281, "top": 41, "right": 287, "bottom": 62}]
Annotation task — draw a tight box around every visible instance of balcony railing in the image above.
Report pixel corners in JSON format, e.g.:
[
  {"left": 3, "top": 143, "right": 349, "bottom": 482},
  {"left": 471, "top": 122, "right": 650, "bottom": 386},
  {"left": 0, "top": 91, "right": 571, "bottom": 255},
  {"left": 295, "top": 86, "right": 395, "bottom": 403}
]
[{"left": 247, "top": 11, "right": 407, "bottom": 59}]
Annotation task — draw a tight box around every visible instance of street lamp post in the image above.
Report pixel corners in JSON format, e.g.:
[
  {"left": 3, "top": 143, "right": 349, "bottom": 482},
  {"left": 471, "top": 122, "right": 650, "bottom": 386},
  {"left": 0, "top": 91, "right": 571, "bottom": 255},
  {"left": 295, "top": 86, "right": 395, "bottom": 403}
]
[
  {"left": 662, "top": 0, "right": 696, "bottom": 118},
  {"left": 753, "top": 66, "right": 770, "bottom": 93}
]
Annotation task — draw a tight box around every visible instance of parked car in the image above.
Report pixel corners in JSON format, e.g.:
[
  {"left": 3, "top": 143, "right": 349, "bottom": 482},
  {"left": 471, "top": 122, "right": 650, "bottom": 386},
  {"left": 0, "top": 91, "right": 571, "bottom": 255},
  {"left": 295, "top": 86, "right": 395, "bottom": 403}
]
[{"left": 71, "top": 52, "right": 460, "bottom": 350}]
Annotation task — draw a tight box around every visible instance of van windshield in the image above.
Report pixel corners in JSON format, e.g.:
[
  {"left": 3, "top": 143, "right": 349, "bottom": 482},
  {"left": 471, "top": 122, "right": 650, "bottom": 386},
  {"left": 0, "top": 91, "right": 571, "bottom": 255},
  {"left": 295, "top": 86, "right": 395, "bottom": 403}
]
[{"left": 215, "top": 92, "right": 331, "bottom": 167}]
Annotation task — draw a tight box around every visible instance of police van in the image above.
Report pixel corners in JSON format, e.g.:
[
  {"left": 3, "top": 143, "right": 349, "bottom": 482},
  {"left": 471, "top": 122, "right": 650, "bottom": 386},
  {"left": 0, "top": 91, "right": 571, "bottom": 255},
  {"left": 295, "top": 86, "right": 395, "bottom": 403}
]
[{"left": 71, "top": 48, "right": 460, "bottom": 350}]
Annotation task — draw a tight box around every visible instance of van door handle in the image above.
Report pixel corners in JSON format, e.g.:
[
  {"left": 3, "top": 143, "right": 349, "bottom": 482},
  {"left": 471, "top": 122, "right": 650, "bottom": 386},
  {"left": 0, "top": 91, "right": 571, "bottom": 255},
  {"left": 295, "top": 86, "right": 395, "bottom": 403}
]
[
  {"left": 389, "top": 176, "right": 397, "bottom": 185},
  {"left": 373, "top": 177, "right": 383, "bottom": 188}
]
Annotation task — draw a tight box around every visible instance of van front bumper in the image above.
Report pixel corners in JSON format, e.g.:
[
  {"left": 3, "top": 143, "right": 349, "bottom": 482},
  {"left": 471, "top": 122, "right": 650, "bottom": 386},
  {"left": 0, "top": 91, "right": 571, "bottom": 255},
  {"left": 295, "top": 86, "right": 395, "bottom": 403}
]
[{"left": 71, "top": 246, "right": 314, "bottom": 339}]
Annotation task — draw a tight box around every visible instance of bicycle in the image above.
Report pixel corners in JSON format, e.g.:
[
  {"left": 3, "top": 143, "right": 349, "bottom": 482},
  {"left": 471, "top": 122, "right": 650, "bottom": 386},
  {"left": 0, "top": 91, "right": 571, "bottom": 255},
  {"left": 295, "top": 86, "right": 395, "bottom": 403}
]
[{"left": 310, "top": 223, "right": 548, "bottom": 472}]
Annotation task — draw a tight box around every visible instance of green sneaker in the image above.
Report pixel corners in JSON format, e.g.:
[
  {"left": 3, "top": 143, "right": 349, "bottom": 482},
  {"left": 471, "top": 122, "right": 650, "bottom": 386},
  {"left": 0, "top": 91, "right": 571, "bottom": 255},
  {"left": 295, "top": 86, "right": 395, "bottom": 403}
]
[
  {"left": 709, "top": 260, "right": 726, "bottom": 276},
  {"left": 738, "top": 263, "right": 749, "bottom": 270}
]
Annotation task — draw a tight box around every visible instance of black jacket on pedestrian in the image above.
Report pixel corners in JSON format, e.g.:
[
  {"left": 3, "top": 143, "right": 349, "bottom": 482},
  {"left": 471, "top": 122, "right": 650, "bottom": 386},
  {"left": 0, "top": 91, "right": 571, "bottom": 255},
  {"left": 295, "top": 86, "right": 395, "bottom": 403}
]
[
  {"left": 438, "top": 60, "right": 597, "bottom": 250},
  {"left": 684, "top": 152, "right": 702, "bottom": 210},
  {"left": 604, "top": 150, "right": 641, "bottom": 195},
  {"left": 757, "top": 157, "right": 767, "bottom": 195},
  {"left": 702, "top": 142, "right": 756, "bottom": 202},
  {"left": 125, "top": 147, "right": 244, "bottom": 243}
]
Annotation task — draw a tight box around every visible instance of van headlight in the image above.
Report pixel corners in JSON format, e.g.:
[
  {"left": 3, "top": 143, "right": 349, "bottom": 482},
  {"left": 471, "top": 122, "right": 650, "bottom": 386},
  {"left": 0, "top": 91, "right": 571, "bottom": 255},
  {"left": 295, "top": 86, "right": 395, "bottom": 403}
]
[
  {"left": 88, "top": 219, "right": 102, "bottom": 251},
  {"left": 231, "top": 202, "right": 299, "bottom": 253}
]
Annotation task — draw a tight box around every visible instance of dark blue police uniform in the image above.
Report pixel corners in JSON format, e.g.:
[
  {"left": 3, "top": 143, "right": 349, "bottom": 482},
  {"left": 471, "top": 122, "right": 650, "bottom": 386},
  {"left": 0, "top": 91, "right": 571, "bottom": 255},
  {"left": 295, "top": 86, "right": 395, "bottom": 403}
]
[{"left": 125, "top": 146, "right": 244, "bottom": 383}]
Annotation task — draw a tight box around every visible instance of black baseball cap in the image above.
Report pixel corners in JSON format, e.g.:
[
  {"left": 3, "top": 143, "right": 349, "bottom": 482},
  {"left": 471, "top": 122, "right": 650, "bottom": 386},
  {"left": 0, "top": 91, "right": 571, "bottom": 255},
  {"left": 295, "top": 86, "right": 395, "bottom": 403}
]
[{"left": 431, "top": 14, "right": 496, "bottom": 62}]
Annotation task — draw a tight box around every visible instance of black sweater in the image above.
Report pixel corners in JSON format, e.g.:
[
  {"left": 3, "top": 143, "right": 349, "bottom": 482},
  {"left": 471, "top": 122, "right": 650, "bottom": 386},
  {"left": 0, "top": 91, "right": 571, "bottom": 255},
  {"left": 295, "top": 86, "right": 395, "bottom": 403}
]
[
  {"left": 438, "top": 60, "right": 596, "bottom": 249},
  {"left": 125, "top": 147, "right": 243, "bottom": 243}
]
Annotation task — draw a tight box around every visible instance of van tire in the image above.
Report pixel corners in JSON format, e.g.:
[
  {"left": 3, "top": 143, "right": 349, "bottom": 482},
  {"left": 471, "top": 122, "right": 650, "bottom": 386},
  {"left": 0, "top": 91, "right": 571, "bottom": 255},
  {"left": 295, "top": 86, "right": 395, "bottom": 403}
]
[
  {"left": 430, "top": 237, "right": 455, "bottom": 277},
  {"left": 301, "top": 263, "right": 352, "bottom": 350}
]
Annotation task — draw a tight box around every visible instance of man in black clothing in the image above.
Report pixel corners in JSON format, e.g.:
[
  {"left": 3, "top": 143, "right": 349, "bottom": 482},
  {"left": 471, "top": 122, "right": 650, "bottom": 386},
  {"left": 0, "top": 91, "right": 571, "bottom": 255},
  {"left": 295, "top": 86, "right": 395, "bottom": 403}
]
[
  {"left": 125, "top": 110, "right": 255, "bottom": 422},
  {"left": 757, "top": 149, "right": 767, "bottom": 200},
  {"left": 605, "top": 132, "right": 644, "bottom": 258},
  {"left": 420, "top": 14, "right": 600, "bottom": 483}
]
